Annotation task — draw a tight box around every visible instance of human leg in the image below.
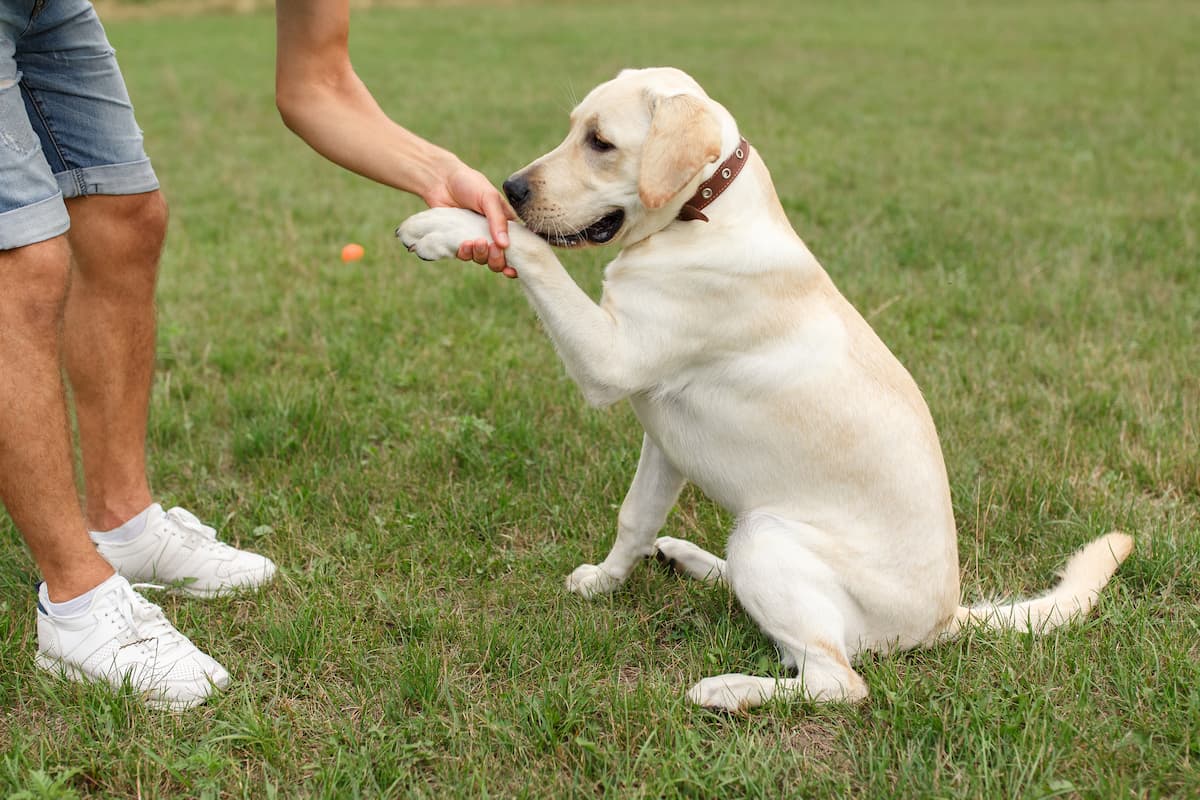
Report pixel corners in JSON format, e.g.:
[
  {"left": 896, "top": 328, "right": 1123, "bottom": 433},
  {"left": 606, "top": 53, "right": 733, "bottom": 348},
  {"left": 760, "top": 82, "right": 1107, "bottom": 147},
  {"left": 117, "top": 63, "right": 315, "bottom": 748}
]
[
  {"left": 0, "top": 237, "right": 116, "bottom": 602},
  {"left": 16, "top": 0, "right": 274, "bottom": 594},
  {"left": 0, "top": 8, "right": 115, "bottom": 601},
  {"left": 12, "top": 0, "right": 162, "bottom": 531},
  {"left": 0, "top": 1, "right": 228, "bottom": 709},
  {"left": 62, "top": 191, "right": 165, "bottom": 531}
]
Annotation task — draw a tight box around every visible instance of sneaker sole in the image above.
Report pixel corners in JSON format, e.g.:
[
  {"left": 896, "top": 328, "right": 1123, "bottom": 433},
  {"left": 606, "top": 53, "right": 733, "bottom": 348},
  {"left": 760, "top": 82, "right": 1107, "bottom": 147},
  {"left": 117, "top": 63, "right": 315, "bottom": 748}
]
[
  {"left": 126, "top": 564, "right": 277, "bottom": 599},
  {"left": 34, "top": 652, "right": 224, "bottom": 711},
  {"left": 174, "top": 573, "right": 276, "bottom": 599}
]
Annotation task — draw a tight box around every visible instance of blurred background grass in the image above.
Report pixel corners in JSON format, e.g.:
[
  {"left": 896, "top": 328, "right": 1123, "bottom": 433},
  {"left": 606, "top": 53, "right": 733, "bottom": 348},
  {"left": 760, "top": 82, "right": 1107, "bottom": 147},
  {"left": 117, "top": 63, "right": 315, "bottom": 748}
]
[{"left": 1, "top": 1, "right": 1197, "bottom": 797}]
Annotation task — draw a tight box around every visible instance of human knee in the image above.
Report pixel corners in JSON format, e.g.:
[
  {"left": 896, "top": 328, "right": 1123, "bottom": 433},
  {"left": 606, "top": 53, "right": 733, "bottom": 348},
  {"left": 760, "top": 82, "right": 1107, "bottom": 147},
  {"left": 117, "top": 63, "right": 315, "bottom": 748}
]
[
  {"left": 0, "top": 238, "right": 72, "bottom": 335},
  {"left": 66, "top": 191, "right": 168, "bottom": 287},
  {"left": 108, "top": 191, "right": 169, "bottom": 251},
  {"left": 131, "top": 190, "right": 169, "bottom": 241}
]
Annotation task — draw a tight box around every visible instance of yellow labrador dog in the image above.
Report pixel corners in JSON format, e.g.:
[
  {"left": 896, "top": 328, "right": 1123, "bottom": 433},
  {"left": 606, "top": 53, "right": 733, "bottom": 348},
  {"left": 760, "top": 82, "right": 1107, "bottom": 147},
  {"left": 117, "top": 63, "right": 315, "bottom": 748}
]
[{"left": 397, "top": 67, "right": 1132, "bottom": 711}]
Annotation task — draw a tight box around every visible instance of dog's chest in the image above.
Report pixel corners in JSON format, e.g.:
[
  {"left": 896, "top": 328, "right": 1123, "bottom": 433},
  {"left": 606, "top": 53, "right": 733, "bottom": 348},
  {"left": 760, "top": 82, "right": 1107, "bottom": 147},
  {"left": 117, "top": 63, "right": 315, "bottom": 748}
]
[{"left": 626, "top": 312, "right": 851, "bottom": 512}]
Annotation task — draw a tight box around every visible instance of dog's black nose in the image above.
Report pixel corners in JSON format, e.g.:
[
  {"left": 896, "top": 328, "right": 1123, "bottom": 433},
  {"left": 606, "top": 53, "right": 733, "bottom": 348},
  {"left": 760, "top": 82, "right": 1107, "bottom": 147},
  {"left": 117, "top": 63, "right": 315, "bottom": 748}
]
[{"left": 503, "top": 175, "right": 531, "bottom": 211}]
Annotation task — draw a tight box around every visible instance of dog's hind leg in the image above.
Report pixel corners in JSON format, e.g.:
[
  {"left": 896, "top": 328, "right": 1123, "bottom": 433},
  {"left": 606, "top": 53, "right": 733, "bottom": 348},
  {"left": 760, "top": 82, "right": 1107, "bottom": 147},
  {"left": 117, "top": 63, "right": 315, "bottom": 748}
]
[
  {"left": 687, "top": 512, "right": 868, "bottom": 711},
  {"left": 654, "top": 536, "right": 727, "bottom": 585},
  {"left": 567, "top": 433, "right": 686, "bottom": 598}
]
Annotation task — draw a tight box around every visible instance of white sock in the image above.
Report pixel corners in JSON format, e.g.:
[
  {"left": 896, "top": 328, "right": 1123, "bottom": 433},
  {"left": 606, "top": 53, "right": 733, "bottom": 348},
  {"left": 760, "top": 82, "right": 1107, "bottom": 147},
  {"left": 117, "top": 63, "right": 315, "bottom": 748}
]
[
  {"left": 90, "top": 503, "right": 159, "bottom": 545},
  {"left": 38, "top": 573, "right": 121, "bottom": 618}
]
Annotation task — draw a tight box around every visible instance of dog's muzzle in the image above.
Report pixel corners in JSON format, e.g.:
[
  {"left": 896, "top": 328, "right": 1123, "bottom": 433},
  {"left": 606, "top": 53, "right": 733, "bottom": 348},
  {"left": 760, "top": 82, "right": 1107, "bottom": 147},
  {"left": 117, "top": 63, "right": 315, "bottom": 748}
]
[
  {"left": 531, "top": 208, "right": 625, "bottom": 248},
  {"left": 503, "top": 173, "right": 625, "bottom": 247}
]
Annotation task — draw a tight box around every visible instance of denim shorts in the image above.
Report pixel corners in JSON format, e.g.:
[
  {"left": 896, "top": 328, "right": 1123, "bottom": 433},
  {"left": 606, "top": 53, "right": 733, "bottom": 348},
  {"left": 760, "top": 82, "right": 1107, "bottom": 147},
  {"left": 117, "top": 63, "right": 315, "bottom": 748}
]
[{"left": 0, "top": 0, "right": 158, "bottom": 250}]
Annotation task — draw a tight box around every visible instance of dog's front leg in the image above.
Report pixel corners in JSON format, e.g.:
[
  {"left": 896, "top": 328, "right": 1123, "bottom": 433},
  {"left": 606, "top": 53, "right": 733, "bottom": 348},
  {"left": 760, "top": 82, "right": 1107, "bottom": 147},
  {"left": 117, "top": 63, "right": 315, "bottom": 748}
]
[
  {"left": 397, "top": 208, "right": 651, "bottom": 406},
  {"left": 567, "top": 433, "right": 686, "bottom": 598},
  {"left": 506, "top": 264, "right": 642, "bottom": 408}
]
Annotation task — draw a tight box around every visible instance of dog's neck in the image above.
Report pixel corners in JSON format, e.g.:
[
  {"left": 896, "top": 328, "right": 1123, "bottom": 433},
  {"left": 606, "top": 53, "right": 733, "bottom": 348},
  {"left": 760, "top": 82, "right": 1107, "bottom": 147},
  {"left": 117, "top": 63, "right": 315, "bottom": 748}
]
[{"left": 677, "top": 137, "right": 751, "bottom": 223}]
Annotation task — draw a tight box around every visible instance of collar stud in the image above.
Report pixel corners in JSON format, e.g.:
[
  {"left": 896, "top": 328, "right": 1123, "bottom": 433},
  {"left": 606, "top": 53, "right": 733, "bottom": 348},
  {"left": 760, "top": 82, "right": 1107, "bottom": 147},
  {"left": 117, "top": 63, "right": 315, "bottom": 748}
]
[{"left": 677, "top": 136, "right": 750, "bottom": 223}]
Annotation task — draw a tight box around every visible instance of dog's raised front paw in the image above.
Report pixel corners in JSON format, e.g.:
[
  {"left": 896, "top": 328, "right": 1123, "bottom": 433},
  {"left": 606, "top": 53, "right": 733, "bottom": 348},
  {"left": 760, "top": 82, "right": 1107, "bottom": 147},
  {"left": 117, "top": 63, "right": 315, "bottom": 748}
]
[
  {"left": 565, "top": 563, "right": 622, "bottom": 598},
  {"left": 395, "top": 208, "right": 492, "bottom": 262}
]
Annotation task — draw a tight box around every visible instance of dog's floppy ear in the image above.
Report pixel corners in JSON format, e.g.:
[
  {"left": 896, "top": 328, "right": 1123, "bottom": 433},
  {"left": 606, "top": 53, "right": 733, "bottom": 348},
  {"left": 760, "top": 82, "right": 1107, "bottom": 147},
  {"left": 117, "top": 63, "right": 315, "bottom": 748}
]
[{"left": 637, "top": 92, "right": 723, "bottom": 210}]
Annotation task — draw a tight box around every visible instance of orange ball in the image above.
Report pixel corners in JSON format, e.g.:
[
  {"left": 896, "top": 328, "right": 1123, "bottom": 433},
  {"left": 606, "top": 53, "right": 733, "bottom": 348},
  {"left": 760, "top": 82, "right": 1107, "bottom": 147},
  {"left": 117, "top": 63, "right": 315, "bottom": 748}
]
[{"left": 340, "top": 243, "right": 365, "bottom": 262}]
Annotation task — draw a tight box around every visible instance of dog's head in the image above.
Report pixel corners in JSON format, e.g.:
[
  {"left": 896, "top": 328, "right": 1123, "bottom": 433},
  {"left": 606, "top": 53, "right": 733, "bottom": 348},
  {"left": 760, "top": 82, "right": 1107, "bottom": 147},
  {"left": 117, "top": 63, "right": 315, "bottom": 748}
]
[{"left": 502, "top": 67, "right": 737, "bottom": 248}]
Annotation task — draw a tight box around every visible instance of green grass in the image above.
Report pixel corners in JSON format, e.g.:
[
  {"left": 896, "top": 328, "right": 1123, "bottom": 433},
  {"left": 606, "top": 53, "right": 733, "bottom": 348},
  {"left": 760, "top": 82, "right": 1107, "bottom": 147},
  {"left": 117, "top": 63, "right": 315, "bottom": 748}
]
[{"left": 2, "top": 0, "right": 1199, "bottom": 796}]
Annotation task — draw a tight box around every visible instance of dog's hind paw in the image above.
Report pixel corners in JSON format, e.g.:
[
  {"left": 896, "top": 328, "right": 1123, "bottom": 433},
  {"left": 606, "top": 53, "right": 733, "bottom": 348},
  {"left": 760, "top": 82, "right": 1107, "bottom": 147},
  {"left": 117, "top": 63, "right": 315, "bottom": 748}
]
[
  {"left": 687, "top": 674, "right": 777, "bottom": 712},
  {"left": 565, "top": 563, "right": 622, "bottom": 598},
  {"left": 396, "top": 208, "right": 492, "bottom": 262},
  {"left": 654, "top": 536, "right": 726, "bottom": 584}
]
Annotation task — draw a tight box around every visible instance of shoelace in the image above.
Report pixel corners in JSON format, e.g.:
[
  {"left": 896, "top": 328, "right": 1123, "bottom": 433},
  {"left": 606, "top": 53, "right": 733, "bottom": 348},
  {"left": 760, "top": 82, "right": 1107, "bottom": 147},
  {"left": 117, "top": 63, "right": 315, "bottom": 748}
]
[
  {"left": 114, "top": 582, "right": 190, "bottom": 654},
  {"left": 165, "top": 507, "right": 226, "bottom": 551}
]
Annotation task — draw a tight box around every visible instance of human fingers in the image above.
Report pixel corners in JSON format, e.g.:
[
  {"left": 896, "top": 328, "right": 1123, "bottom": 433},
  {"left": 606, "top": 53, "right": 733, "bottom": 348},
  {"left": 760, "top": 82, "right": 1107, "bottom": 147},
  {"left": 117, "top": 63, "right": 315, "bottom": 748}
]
[
  {"left": 487, "top": 242, "right": 517, "bottom": 278},
  {"left": 455, "top": 239, "right": 491, "bottom": 265},
  {"left": 480, "top": 190, "right": 514, "bottom": 249},
  {"left": 471, "top": 239, "right": 490, "bottom": 264}
]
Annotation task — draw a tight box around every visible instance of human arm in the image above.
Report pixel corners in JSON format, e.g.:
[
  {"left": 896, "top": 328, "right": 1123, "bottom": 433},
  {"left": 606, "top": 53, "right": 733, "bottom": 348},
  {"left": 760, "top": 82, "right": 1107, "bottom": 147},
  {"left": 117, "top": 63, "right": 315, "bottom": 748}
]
[{"left": 274, "top": 0, "right": 514, "bottom": 275}]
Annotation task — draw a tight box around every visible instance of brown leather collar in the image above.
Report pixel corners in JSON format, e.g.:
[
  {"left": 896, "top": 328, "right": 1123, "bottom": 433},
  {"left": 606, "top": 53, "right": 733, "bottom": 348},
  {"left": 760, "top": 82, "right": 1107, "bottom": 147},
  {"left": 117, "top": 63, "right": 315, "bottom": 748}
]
[{"left": 677, "top": 136, "right": 750, "bottom": 222}]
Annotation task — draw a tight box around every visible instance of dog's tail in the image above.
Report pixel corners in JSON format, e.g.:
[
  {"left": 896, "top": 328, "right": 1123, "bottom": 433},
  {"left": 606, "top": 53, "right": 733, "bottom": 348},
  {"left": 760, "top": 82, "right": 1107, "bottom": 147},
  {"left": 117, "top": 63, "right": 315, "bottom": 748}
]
[{"left": 937, "top": 532, "right": 1133, "bottom": 641}]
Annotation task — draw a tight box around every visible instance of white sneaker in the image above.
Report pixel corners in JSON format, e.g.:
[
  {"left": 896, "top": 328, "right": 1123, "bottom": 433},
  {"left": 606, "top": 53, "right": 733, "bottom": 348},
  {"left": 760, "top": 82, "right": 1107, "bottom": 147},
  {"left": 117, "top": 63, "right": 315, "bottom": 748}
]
[
  {"left": 35, "top": 574, "right": 231, "bottom": 711},
  {"left": 92, "top": 505, "right": 276, "bottom": 598}
]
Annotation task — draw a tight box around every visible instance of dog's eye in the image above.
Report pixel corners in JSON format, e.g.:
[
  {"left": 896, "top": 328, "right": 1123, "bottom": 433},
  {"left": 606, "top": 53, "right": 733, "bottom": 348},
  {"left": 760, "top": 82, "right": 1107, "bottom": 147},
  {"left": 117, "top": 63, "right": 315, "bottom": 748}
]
[{"left": 587, "top": 130, "right": 616, "bottom": 153}]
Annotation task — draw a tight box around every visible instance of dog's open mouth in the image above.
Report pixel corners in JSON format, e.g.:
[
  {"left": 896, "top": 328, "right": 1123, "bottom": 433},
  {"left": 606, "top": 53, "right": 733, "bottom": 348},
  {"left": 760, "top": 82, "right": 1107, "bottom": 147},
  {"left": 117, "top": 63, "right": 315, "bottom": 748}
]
[{"left": 532, "top": 209, "right": 625, "bottom": 248}]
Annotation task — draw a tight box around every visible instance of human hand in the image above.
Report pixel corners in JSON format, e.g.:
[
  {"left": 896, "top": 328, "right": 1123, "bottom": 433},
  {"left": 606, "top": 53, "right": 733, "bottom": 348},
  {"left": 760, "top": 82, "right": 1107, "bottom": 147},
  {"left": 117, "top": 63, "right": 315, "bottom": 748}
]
[
  {"left": 456, "top": 237, "right": 517, "bottom": 279},
  {"left": 425, "top": 161, "right": 518, "bottom": 278}
]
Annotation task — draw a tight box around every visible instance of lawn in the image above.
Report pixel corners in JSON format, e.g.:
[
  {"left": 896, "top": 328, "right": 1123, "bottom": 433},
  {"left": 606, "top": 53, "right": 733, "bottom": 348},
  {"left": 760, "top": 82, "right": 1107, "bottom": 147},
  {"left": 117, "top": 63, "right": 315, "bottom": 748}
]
[{"left": 2, "top": 0, "right": 1198, "bottom": 797}]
